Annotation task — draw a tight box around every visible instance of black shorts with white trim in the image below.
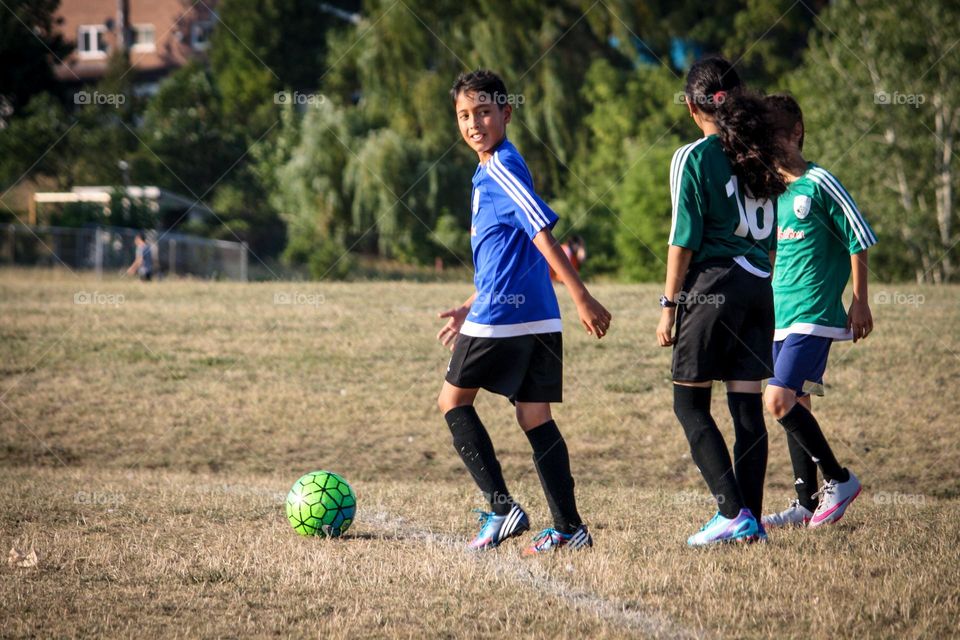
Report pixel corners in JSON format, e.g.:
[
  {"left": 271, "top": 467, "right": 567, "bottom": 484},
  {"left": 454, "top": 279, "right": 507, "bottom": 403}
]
[{"left": 446, "top": 332, "right": 562, "bottom": 404}]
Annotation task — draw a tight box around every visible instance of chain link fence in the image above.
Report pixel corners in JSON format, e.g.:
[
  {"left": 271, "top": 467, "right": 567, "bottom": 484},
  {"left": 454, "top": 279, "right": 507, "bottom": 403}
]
[{"left": 0, "top": 224, "right": 248, "bottom": 281}]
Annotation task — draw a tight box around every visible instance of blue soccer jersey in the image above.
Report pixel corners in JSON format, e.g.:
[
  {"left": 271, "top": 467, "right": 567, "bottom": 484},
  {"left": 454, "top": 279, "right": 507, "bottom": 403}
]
[{"left": 461, "top": 138, "right": 562, "bottom": 338}]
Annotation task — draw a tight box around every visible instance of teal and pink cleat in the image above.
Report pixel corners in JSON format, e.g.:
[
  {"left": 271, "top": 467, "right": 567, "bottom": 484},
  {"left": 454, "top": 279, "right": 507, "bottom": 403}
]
[
  {"left": 522, "top": 524, "right": 592, "bottom": 555},
  {"left": 687, "top": 509, "right": 761, "bottom": 546},
  {"left": 467, "top": 504, "right": 530, "bottom": 551}
]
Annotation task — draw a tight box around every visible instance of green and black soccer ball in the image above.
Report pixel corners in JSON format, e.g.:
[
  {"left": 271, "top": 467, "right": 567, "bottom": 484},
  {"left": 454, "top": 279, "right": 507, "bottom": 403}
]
[{"left": 285, "top": 470, "right": 356, "bottom": 537}]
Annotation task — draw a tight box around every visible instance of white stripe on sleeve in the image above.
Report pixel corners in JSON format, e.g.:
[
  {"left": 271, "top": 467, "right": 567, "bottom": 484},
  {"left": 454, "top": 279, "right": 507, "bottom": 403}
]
[
  {"left": 809, "top": 169, "right": 874, "bottom": 250},
  {"left": 669, "top": 138, "right": 707, "bottom": 244},
  {"left": 810, "top": 168, "right": 876, "bottom": 246},
  {"left": 489, "top": 153, "right": 549, "bottom": 228}
]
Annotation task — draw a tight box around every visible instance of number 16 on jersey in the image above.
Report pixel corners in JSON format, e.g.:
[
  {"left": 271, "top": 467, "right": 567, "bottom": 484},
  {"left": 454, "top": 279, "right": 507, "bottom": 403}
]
[{"left": 727, "top": 175, "right": 774, "bottom": 241}]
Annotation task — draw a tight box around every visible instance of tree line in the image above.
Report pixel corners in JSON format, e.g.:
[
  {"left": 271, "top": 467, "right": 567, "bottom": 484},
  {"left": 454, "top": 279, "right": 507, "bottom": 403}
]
[{"left": 1, "top": 0, "right": 956, "bottom": 282}]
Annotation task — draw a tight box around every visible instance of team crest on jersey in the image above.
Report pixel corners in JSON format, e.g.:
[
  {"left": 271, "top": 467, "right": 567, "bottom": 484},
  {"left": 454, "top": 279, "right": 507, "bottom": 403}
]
[{"left": 793, "top": 195, "right": 812, "bottom": 219}]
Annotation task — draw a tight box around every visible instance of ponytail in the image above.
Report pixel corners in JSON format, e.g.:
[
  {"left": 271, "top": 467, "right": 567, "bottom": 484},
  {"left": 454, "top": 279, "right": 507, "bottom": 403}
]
[{"left": 684, "top": 56, "right": 785, "bottom": 200}]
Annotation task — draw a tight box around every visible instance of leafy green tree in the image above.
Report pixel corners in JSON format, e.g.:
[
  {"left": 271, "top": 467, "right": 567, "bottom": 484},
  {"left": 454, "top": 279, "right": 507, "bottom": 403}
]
[
  {"left": 788, "top": 0, "right": 959, "bottom": 282},
  {"left": 133, "top": 62, "right": 286, "bottom": 256},
  {"left": 0, "top": 0, "right": 71, "bottom": 196},
  {"left": 210, "top": 0, "right": 359, "bottom": 135},
  {"left": 0, "top": 0, "right": 70, "bottom": 121},
  {"left": 724, "top": 0, "right": 825, "bottom": 85},
  {"left": 66, "top": 52, "right": 141, "bottom": 187},
  {"left": 1, "top": 52, "right": 141, "bottom": 195},
  {"left": 0, "top": 93, "right": 72, "bottom": 191},
  {"left": 209, "top": 172, "right": 286, "bottom": 258},
  {"left": 263, "top": 101, "right": 357, "bottom": 272},
  {"left": 558, "top": 59, "right": 687, "bottom": 279},
  {"left": 134, "top": 62, "right": 244, "bottom": 196},
  {"left": 277, "top": 0, "right": 626, "bottom": 274}
]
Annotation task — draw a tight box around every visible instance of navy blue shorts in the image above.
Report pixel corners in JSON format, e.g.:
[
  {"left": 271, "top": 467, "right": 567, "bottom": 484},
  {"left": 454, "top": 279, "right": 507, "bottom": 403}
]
[{"left": 768, "top": 334, "right": 833, "bottom": 397}]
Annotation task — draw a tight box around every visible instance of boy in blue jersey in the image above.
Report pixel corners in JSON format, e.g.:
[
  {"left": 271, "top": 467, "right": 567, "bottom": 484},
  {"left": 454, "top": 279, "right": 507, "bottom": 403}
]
[{"left": 436, "top": 70, "right": 611, "bottom": 555}]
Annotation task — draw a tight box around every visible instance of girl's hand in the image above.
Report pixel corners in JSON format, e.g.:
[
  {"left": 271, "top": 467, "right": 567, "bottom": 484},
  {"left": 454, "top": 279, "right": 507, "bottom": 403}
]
[
  {"left": 576, "top": 293, "right": 611, "bottom": 338},
  {"left": 437, "top": 305, "right": 469, "bottom": 350},
  {"left": 656, "top": 308, "right": 676, "bottom": 346},
  {"left": 847, "top": 299, "right": 873, "bottom": 342}
]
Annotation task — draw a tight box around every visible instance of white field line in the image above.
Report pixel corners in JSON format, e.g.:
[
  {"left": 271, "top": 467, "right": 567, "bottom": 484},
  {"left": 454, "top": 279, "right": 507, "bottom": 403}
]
[{"left": 362, "top": 508, "right": 705, "bottom": 640}]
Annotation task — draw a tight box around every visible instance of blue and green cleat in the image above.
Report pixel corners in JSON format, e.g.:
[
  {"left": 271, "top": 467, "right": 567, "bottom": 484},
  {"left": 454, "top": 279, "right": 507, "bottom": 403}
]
[
  {"left": 523, "top": 524, "right": 592, "bottom": 555},
  {"left": 467, "top": 504, "right": 530, "bottom": 551}
]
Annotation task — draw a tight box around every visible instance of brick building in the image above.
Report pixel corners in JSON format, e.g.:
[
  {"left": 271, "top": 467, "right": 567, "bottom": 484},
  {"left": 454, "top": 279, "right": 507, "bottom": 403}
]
[{"left": 54, "top": 0, "right": 219, "bottom": 93}]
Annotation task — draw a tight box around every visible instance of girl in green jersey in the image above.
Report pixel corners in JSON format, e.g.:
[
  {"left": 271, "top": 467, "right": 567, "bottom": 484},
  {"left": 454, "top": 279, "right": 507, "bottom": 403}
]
[
  {"left": 761, "top": 94, "right": 875, "bottom": 529},
  {"left": 657, "top": 56, "right": 787, "bottom": 546}
]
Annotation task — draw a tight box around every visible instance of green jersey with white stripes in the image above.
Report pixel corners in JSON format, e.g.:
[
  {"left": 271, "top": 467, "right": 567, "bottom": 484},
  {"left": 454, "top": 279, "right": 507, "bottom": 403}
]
[
  {"left": 669, "top": 135, "right": 776, "bottom": 274},
  {"left": 773, "top": 162, "right": 877, "bottom": 340}
]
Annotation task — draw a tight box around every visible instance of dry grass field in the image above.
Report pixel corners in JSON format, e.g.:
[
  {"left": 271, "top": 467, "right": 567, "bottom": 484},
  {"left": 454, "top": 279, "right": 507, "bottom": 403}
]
[{"left": 2, "top": 268, "right": 959, "bottom": 638}]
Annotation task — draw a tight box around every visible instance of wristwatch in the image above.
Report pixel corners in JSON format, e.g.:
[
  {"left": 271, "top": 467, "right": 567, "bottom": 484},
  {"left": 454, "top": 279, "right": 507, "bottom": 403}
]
[{"left": 659, "top": 295, "right": 678, "bottom": 308}]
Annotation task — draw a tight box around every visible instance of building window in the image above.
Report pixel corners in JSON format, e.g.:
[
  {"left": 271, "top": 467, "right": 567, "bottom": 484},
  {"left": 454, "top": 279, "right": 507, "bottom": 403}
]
[
  {"left": 190, "top": 21, "right": 213, "bottom": 50},
  {"left": 131, "top": 24, "right": 156, "bottom": 52},
  {"left": 77, "top": 25, "right": 108, "bottom": 58}
]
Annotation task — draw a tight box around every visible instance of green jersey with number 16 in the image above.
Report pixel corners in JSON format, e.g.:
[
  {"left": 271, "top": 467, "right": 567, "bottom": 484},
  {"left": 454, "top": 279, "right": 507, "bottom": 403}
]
[
  {"left": 773, "top": 162, "right": 877, "bottom": 340},
  {"left": 669, "top": 135, "right": 776, "bottom": 276}
]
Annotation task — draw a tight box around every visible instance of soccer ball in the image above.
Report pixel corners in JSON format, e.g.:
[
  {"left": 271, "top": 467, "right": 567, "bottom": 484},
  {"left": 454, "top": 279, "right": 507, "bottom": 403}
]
[{"left": 285, "top": 470, "right": 356, "bottom": 537}]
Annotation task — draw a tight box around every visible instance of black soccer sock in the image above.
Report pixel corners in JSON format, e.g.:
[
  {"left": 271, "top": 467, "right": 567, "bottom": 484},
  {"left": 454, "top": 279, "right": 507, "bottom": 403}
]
[
  {"left": 445, "top": 406, "right": 513, "bottom": 515},
  {"left": 777, "top": 403, "right": 849, "bottom": 483},
  {"left": 673, "top": 385, "right": 743, "bottom": 518},
  {"left": 786, "top": 431, "right": 819, "bottom": 511},
  {"left": 525, "top": 420, "right": 582, "bottom": 534},
  {"left": 727, "top": 392, "right": 768, "bottom": 520}
]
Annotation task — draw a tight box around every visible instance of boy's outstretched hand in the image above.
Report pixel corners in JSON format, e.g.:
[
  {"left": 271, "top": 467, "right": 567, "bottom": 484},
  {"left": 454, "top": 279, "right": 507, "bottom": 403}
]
[
  {"left": 576, "top": 293, "right": 611, "bottom": 338},
  {"left": 437, "top": 305, "right": 469, "bottom": 350}
]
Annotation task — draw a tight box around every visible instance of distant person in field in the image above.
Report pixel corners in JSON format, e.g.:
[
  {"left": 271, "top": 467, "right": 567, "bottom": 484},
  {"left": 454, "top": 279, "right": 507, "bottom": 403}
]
[
  {"left": 549, "top": 235, "right": 586, "bottom": 282},
  {"left": 657, "top": 56, "right": 785, "bottom": 546},
  {"left": 760, "top": 94, "right": 875, "bottom": 530},
  {"left": 436, "top": 70, "right": 611, "bottom": 554},
  {"left": 126, "top": 232, "right": 154, "bottom": 281}
]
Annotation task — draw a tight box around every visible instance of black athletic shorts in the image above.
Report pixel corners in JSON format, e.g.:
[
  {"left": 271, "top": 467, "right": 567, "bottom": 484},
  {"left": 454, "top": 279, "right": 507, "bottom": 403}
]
[
  {"left": 445, "top": 332, "right": 562, "bottom": 404},
  {"left": 672, "top": 259, "right": 774, "bottom": 382}
]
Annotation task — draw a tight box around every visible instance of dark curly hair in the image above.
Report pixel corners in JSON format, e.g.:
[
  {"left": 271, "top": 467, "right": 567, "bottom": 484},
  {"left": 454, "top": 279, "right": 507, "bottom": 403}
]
[
  {"left": 766, "top": 93, "right": 805, "bottom": 152},
  {"left": 684, "top": 56, "right": 785, "bottom": 200}
]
